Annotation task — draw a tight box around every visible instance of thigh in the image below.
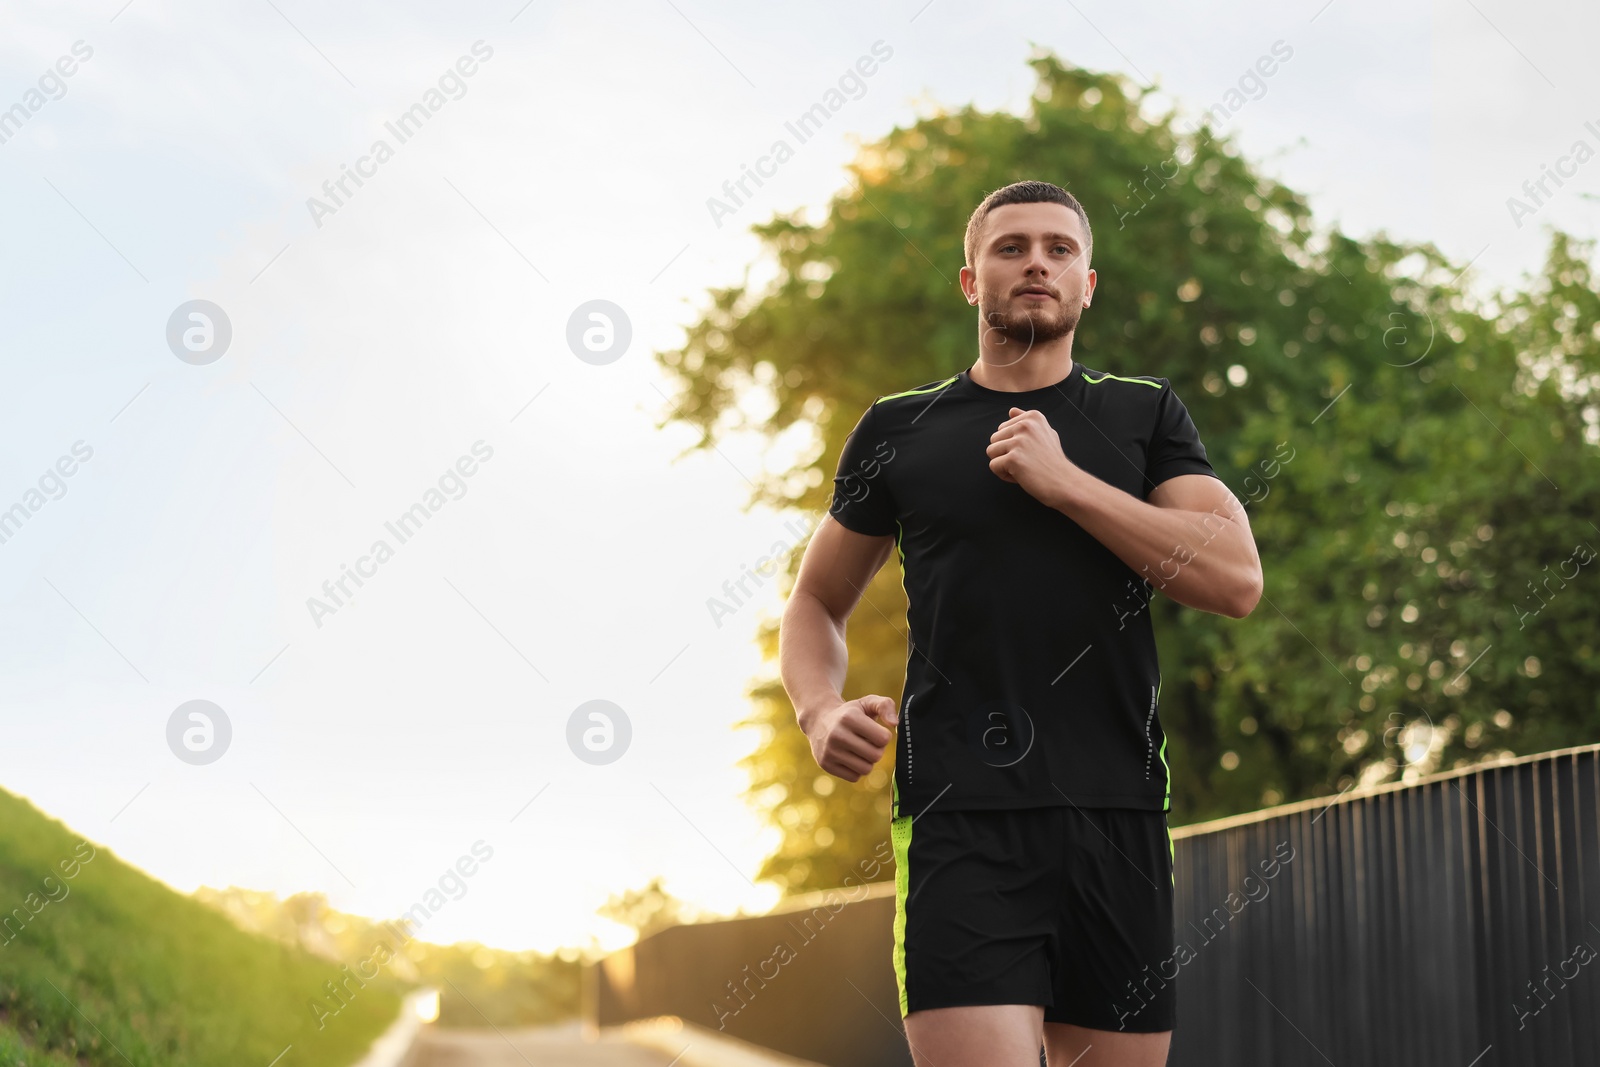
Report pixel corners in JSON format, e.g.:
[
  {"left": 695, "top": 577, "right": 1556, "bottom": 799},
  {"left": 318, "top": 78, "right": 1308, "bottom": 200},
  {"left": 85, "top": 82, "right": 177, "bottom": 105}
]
[
  {"left": 892, "top": 807, "right": 1060, "bottom": 1020},
  {"left": 905, "top": 1003, "right": 1044, "bottom": 1067},
  {"left": 1043, "top": 1021, "right": 1171, "bottom": 1067},
  {"left": 1044, "top": 807, "right": 1176, "bottom": 1034}
]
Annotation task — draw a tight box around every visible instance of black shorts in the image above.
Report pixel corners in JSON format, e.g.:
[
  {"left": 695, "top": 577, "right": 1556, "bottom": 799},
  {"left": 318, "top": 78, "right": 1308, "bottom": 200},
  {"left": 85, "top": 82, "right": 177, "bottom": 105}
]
[{"left": 890, "top": 804, "right": 1176, "bottom": 1033}]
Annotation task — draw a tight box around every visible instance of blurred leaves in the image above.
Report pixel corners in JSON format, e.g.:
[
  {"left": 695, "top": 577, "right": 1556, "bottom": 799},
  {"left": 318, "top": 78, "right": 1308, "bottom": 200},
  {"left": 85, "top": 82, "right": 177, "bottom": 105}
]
[
  {"left": 195, "top": 884, "right": 581, "bottom": 1028},
  {"left": 595, "top": 876, "right": 699, "bottom": 941}
]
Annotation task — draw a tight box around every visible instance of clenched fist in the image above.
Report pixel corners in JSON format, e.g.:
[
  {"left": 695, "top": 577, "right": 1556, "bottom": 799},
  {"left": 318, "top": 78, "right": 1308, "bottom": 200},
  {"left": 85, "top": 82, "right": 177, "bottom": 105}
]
[
  {"left": 986, "top": 406, "right": 1084, "bottom": 509},
  {"left": 805, "top": 695, "right": 898, "bottom": 782}
]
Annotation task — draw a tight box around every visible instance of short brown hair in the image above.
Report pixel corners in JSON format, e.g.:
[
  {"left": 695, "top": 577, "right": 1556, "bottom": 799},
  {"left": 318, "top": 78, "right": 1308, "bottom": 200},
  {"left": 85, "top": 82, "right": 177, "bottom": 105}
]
[{"left": 964, "top": 180, "right": 1092, "bottom": 270}]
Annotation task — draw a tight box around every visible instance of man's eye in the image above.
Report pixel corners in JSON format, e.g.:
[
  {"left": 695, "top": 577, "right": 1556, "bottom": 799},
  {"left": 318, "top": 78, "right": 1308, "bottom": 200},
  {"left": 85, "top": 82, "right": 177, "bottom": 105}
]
[{"left": 1053, "top": 245, "right": 1069, "bottom": 254}]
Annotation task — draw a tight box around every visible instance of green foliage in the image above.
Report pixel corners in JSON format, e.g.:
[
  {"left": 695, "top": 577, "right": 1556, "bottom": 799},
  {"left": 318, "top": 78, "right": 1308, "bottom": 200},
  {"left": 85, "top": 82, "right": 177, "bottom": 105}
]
[
  {"left": 192, "top": 884, "right": 582, "bottom": 1030},
  {"left": 0, "top": 787, "right": 401, "bottom": 1066},
  {"left": 408, "top": 942, "right": 580, "bottom": 1029},
  {"left": 657, "top": 53, "right": 1600, "bottom": 894},
  {"left": 595, "top": 876, "right": 696, "bottom": 942}
]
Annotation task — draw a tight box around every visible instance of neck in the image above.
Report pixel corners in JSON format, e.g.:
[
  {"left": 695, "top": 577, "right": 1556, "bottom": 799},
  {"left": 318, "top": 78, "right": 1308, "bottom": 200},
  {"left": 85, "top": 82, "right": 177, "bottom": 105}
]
[{"left": 969, "top": 332, "right": 1076, "bottom": 391}]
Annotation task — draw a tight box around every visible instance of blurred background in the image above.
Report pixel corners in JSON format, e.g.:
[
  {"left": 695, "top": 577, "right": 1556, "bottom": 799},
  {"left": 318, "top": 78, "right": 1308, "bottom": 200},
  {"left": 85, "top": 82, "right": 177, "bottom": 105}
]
[{"left": 2, "top": 0, "right": 1598, "bottom": 1064}]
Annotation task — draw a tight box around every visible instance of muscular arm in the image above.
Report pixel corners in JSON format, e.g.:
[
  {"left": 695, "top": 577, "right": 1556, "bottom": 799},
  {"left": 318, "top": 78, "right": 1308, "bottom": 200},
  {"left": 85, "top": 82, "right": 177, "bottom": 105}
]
[
  {"left": 779, "top": 515, "right": 901, "bottom": 780},
  {"left": 1055, "top": 472, "right": 1263, "bottom": 618},
  {"left": 989, "top": 406, "right": 1262, "bottom": 618},
  {"left": 781, "top": 591, "right": 851, "bottom": 735},
  {"left": 987, "top": 405, "right": 1262, "bottom": 618}
]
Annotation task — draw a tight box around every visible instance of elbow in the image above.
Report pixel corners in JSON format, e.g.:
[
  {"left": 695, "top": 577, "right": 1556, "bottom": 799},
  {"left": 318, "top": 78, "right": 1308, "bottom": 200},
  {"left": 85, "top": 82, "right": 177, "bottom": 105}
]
[
  {"left": 787, "top": 587, "right": 849, "bottom": 638},
  {"left": 1224, "top": 569, "right": 1264, "bottom": 619}
]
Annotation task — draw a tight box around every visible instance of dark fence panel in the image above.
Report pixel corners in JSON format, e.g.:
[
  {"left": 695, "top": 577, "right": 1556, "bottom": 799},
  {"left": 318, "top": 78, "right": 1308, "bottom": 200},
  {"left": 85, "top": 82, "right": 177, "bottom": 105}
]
[
  {"left": 585, "top": 882, "right": 909, "bottom": 1067},
  {"left": 586, "top": 746, "right": 1600, "bottom": 1067},
  {"left": 1167, "top": 744, "right": 1600, "bottom": 1066}
]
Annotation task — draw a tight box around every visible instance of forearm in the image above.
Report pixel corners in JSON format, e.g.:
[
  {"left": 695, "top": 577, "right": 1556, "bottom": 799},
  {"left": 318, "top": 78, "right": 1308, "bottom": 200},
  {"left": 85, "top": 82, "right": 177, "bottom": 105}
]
[
  {"left": 779, "top": 592, "right": 849, "bottom": 733},
  {"left": 1052, "top": 473, "right": 1260, "bottom": 617}
]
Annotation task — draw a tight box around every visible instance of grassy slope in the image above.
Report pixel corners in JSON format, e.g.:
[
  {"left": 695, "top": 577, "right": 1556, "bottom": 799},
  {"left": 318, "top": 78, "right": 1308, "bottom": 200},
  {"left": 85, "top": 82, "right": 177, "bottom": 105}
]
[
  {"left": 0, "top": 1019, "right": 81, "bottom": 1067},
  {"left": 0, "top": 787, "right": 402, "bottom": 1067}
]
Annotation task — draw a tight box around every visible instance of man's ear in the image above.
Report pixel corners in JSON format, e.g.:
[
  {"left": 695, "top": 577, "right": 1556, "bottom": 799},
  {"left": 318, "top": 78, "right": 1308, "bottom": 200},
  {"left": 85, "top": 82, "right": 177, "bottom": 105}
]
[{"left": 959, "top": 264, "right": 978, "bottom": 304}]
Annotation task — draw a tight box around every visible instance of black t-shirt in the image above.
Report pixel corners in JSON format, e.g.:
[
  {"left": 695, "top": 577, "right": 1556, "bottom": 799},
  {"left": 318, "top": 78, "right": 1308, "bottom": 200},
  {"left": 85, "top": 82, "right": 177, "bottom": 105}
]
[{"left": 827, "top": 360, "right": 1220, "bottom": 818}]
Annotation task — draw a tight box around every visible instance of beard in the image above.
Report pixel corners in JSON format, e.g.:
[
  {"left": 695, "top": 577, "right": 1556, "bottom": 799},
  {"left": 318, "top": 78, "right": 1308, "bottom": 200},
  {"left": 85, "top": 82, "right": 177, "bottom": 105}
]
[{"left": 978, "top": 285, "right": 1082, "bottom": 351}]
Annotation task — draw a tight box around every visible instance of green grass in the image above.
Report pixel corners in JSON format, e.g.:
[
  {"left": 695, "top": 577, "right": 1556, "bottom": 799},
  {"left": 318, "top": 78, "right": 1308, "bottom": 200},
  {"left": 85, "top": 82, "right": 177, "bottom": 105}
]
[
  {"left": 0, "top": 1015, "right": 84, "bottom": 1067},
  {"left": 0, "top": 787, "right": 403, "bottom": 1067}
]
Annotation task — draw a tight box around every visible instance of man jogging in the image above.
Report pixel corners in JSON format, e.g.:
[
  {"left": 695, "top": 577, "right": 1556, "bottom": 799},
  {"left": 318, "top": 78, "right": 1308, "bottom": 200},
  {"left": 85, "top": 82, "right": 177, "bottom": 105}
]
[{"left": 778, "top": 180, "right": 1262, "bottom": 1067}]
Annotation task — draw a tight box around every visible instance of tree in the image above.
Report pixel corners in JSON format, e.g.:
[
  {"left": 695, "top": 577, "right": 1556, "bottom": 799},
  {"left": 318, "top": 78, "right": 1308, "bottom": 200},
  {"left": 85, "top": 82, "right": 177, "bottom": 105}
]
[
  {"left": 657, "top": 51, "right": 1600, "bottom": 894},
  {"left": 595, "top": 876, "right": 696, "bottom": 940}
]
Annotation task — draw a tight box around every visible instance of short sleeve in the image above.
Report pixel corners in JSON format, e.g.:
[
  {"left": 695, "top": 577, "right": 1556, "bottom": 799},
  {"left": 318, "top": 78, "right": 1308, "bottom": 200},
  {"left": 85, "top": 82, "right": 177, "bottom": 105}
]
[
  {"left": 828, "top": 402, "right": 898, "bottom": 536},
  {"left": 1144, "top": 380, "right": 1218, "bottom": 493}
]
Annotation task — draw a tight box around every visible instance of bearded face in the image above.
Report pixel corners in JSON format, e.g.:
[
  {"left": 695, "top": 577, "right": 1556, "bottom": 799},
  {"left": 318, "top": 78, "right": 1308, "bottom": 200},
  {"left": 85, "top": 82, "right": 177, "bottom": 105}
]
[{"left": 975, "top": 276, "right": 1083, "bottom": 358}]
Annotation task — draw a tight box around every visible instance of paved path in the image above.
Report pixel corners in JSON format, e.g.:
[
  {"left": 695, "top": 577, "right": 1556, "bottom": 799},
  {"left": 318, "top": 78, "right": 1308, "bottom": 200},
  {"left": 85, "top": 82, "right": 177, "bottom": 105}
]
[{"left": 411, "top": 1020, "right": 692, "bottom": 1067}]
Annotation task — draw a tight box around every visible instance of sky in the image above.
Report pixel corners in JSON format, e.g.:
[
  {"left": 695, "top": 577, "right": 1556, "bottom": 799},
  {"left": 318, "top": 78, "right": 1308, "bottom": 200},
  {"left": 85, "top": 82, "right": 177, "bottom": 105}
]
[{"left": 1, "top": 0, "right": 1597, "bottom": 957}]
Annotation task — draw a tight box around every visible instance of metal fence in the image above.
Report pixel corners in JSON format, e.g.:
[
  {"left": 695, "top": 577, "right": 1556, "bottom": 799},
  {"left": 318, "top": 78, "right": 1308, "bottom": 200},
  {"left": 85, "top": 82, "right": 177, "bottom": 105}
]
[
  {"left": 584, "top": 877, "right": 906, "bottom": 1065},
  {"left": 1167, "top": 743, "right": 1600, "bottom": 1065},
  {"left": 584, "top": 745, "right": 1600, "bottom": 1066}
]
